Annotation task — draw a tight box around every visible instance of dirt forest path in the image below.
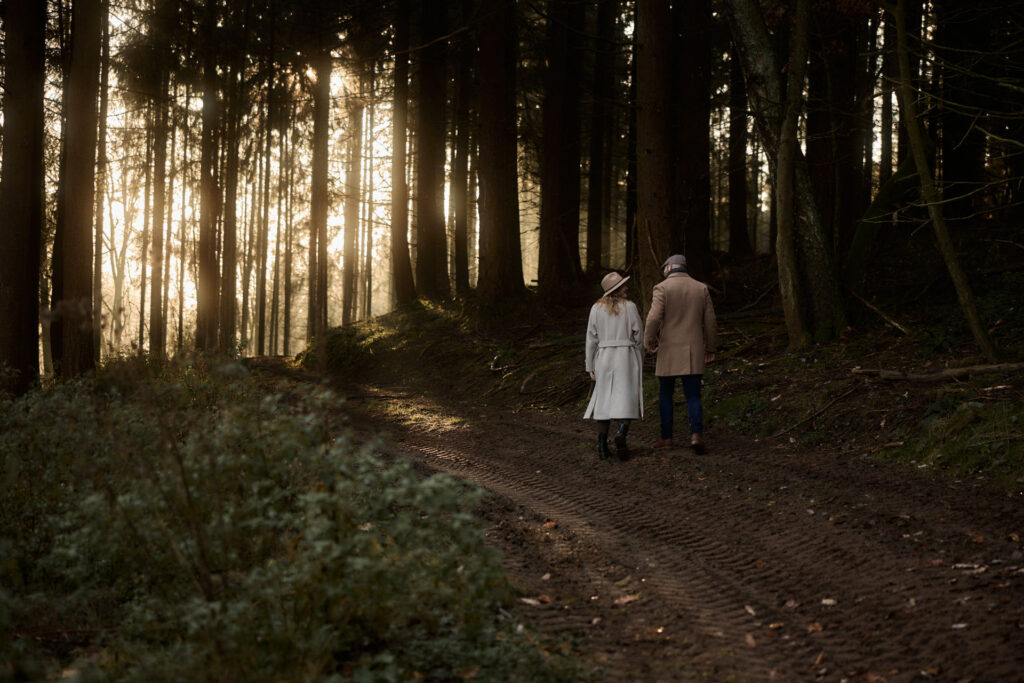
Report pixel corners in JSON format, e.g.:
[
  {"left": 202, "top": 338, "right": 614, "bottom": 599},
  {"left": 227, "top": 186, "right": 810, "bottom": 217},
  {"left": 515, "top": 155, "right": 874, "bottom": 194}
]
[{"left": 270, "top": 359, "right": 1024, "bottom": 682}]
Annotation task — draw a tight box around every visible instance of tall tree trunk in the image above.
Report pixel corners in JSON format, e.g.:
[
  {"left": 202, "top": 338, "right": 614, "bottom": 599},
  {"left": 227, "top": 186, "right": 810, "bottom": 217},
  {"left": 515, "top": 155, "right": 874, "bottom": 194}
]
[
  {"left": 624, "top": 17, "right": 638, "bottom": 271},
  {"left": 196, "top": 1, "right": 221, "bottom": 351},
  {"left": 283, "top": 112, "right": 296, "bottom": 355},
  {"left": 726, "top": 0, "right": 846, "bottom": 344},
  {"left": 537, "top": 0, "right": 585, "bottom": 298},
  {"left": 674, "top": 0, "right": 712, "bottom": 282},
  {"left": 241, "top": 138, "right": 259, "bottom": 352},
  {"left": 139, "top": 129, "right": 152, "bottom": 353},
  {"left": 257, "top": 92, "right": 273, "bottom": 355},
  {"left": 476, "top": 0, "right": 525, "bottom": 308},
  {"left": 415, "top": 0, "right": 450, "bottom": 300},
  {"left": 636, "top": 0, "right": 674, "bottom": 307},
  {"left": 363, "top": 79, "right": 376, "bottom": 318},
  {"left": 219, "top": 71, "right": 244, "bottom": 354},
  {"left": 59, "top": 0, "right": 102, "bottom": 375},
  {"left": 92, "top": 0, "right": 110, "bottom": 360},
  {"left": 452, "top": 0, "right": 473, "bottom": 296},
  {"left": 342, "top": 73, "right": 365, "bottom": 325},
  {"left": 149, "top": 72, "right": 170, "bottom": 357},
  {"left": 309, "top": 48, "right": 332, "bottom": 346},
  {"left": 890, "top": 0, "right": 997, "bottom": 361},
  {"left": 879, "top": 14, "right": 895, "bottom": 188},
  {"left": 728, "top": 45, "right": 752, "bottom": 255},
  {"left": 271, "top": 117, "right": 286, "bottom": 354},
  {"left": 775, "top": 0, "right": 813, "bottom": 349},
  {"left": 934, "top": 0, "right": 988, "bottom": 233},
  {"left": 391, "top": 0, "right": 417, "bottom": 306},
  {"left": 586, "top": 0, "right": 616, "bottom": 275},
  {"left": 163, "top": 94, "right": 177, "bottom": 355},
  {"left": 0, "top": 0, "right": 46, "bottom": 393}
]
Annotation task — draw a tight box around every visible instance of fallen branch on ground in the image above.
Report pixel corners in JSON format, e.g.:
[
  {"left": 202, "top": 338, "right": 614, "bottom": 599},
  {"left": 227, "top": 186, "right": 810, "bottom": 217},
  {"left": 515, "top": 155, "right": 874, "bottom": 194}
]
[
  {"left": 772, "top": 386, "right": 858, "bottom": 438},
  {"left": 851, "top": 363, "right": 1024, "bottom": 382},
  {"left": 848, "top": 289, "right": 909, "bottom": 335}
]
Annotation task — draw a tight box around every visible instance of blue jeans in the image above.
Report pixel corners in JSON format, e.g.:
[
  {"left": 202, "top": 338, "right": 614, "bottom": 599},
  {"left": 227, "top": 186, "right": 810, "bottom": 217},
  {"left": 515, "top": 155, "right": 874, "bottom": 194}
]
[{"left": 658, "top": 375, "right": 703, "bottom": 439}]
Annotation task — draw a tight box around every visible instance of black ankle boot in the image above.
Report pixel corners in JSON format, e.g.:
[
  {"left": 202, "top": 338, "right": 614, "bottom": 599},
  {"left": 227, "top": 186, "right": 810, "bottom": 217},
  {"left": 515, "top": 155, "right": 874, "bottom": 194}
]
[
  {"left": 614, "top": 423, "right": 630, "bottom": 461},
  {"left": 598, "top": 434, "right": 610, "bottom": 460}
]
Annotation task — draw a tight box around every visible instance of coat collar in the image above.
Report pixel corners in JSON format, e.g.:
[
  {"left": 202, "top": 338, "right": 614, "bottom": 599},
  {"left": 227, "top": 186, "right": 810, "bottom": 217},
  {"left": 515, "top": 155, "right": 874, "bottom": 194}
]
[{"left": 665, "top": 272, "right": 690, "bottom": 279}]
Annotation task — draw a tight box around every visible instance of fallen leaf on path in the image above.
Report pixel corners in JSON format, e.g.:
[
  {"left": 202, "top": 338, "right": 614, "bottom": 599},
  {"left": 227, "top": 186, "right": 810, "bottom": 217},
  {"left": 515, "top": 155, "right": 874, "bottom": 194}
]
[
  {"left": 969, "top": 532, "right": 985, "bottom": 543},
  {"left": 541, "top": 572, "right": 551, "bottom": 581},
  {"left": 1009, "top": 532, "right": 1020, "bottom": 542},
  {"left": 520, "top": 598, "right": 541, "bottom": 606},
  {"left": 538, "top": 594, "right": 556, "bottom": 604},
  {"left": 745, "top": 633, "right": 756, "bottom": 647},
  {"left": 745, "top": 605, "right": 757, "bottom": 616},
  {"left": 807, "top": 622, "right": 824, "bottom": 634},
  {"left": 809, "top": 651, "right": 826, "bottom": 670},
  {"left": 460, "top": 666, "right": 480, "bottom": 679},
  {"left": 821, "top": 598, "right": 837, "bottom": 606},
  {"left": 613, "top": 594, "right": 640, "bottom": 606},
  {"left": 921, "top": 665, "right": 941, "bottom": 676},
  {"left": 951, "top": 622, "right": 968, "bottom": 629},
  {"left": 542, "top": 521, "right": 557, "bottom": 529},
  {"left": 785, "top": 599, "right": 798, "bottom": 608}
]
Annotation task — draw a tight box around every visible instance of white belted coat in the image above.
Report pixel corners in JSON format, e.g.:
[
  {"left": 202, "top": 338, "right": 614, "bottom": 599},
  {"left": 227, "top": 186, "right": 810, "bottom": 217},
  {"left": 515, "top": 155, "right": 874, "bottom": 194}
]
[{"left": 583, "top": 300, "right": 644, "bottom": 420}]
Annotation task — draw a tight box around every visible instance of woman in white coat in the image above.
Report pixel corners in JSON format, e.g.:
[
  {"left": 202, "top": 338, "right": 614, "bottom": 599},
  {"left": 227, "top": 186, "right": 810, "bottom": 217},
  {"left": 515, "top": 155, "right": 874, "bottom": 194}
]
[{"left": 584, "top": 271, "right": 644, "bottom": 460}]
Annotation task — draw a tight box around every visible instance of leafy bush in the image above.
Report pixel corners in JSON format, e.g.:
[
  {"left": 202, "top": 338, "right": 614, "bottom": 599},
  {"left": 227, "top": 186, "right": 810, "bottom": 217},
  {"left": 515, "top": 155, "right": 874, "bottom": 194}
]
[{"left": 0, "top": 359, "right": 566, "bottom": 681}]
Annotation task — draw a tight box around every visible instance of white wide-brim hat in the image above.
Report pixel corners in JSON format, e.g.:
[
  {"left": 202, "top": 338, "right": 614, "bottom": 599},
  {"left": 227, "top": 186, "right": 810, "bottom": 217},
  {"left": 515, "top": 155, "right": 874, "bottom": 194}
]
[{"left": 601, "top": 272, "right": 630, "bottom": 296}]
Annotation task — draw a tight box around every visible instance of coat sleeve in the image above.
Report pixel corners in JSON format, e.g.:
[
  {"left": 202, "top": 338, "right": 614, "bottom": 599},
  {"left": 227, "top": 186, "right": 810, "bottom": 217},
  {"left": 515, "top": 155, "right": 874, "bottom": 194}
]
[
  {"left": 703, "top": 287, "right": 717, "bottom": 353},
  {"left": 644, "top": 285, "right": 664, "bottom": 351},
  {"left": 585, "top": 306, "right": 599, "bottom": 373},
  {"left": 628, "top": 301, "right": 643, "bottom": 348}
]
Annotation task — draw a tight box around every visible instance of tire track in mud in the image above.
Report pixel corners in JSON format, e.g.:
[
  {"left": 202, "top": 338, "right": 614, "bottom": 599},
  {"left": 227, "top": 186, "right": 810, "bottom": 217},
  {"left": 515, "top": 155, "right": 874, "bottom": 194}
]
[{"left": 353, "top": 394, "right": 1024, "bottom": 682}]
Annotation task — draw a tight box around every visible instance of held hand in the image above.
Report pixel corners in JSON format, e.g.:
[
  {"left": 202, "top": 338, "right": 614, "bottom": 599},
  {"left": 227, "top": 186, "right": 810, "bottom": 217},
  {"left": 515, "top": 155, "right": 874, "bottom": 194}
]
[
  {"left": 705, "top": 352, "right": 715, "bottom": 364},
  {"left": 647, "top": 345, "right": 659, "bottom": 354},
  {"left": 589, "top": 371, "right": 596, "bottom": 381}
]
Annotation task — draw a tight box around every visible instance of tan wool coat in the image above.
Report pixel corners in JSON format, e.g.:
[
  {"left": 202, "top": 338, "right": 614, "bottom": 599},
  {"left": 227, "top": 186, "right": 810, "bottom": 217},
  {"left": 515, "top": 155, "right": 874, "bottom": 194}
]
[{"left": 643, "top": 272, "right": 717, "bottom": 376}]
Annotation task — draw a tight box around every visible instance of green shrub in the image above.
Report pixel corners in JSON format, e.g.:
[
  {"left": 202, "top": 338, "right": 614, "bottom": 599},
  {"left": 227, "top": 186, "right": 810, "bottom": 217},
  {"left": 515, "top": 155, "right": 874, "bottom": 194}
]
[{"left": 0, "top": 360, "right": 566, "bottom": 681}]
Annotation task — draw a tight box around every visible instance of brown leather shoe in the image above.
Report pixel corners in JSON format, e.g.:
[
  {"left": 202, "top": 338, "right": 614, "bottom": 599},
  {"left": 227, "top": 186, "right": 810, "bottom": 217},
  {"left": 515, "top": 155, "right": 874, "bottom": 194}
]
[
  {"left": 690, "top": 433, "right": 707, "bottom": 454},
  {"left": 651, "top": 438, "right": 674, "bottom": 449}
]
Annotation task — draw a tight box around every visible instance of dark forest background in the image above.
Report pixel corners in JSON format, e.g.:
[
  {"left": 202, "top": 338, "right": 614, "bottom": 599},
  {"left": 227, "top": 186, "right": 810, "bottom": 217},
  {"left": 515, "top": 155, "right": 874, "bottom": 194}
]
[{"left": 1, "top": 0, "right": 1023, "bottom": 394}]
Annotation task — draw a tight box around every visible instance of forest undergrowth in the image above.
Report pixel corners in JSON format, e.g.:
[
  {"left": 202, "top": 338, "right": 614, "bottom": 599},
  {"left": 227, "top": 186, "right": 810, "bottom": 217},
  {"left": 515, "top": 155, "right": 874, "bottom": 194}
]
[{"left": 0, "top": 358, "right": 573, "bottom": 681}]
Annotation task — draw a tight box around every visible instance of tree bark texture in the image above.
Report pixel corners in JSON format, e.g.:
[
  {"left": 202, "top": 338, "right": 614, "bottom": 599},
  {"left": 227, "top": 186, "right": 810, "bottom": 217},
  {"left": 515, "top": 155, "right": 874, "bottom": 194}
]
[
  {"left": 92, "top": 0, "right": 111, "bottom": 360},
  {"left": 343, "top": 75, "right": 365, "bottom": 325},
  {"left": 310, "top": 48, "right": 332, "bottom": 342},
  {"left": 728, "top": 46, "right": 752, "bottom": 255},
  {"left": 452, "top": 0, "right": 473, "bottom": 296},
  {"left": 476, "top": 0, "right": 525, "bottom": 308},
  {"left": 390, "top": 0, "right": 417, "bottom": 306},
  {"left": 537, "top": 0, "right": 585, "bottom": 298},
  {"left": 0, "top": 0, "right": 47, "bottom": 393},
  {"left": 636, "top": 0, "right": 674, "bottom": 309},
  {"left": 774, "top": 0, "right": 812, "bottom": 349},
  {"left": 414, "top": 0, "right": 450, "bottom": 300},
  {"left": 149, "top": 73, "right": 170, "bottom": 357},
  {"left": 586, "top": 0, "right": 617, "bottom": 275},
  {"left": 674, "top": 0, "right": 712, "bottom": 283},
  {"left": 725, "top": 0, "right": 847, "bottom": 345},
  {"left": 197, "top": 1, "right": 221, "bottom": 351},
  {"left": 60, "top": 0, "right": 102, "bottom": 375}
]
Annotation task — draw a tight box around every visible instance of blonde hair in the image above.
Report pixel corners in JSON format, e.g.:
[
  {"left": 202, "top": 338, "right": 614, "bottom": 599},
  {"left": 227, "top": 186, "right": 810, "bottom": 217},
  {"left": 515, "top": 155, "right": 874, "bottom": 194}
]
[{"left": 597, "top": 286, "right": 627, "bottom": 315}]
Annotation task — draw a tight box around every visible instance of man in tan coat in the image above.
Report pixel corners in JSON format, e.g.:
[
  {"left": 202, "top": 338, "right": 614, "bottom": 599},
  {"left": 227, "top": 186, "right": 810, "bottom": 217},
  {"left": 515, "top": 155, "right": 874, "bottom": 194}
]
[{"left": 644, "top": 254, "right": 717, "bottom": 453}]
